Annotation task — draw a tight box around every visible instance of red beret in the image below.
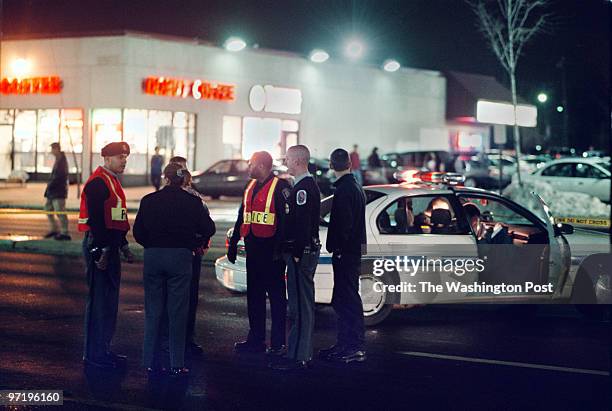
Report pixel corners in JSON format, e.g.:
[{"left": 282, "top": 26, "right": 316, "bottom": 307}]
[{"left": 101, "top": 142, "right": 130, "bottom": 157}]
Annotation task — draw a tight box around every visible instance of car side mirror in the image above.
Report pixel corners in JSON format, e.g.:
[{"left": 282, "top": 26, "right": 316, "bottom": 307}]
[{"left": 554, "top": 223, "right": 574, "bottom": 236}]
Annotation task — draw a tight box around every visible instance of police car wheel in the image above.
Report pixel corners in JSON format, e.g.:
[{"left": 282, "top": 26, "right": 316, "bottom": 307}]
[{"left": 359, "top": 270, "right": 400, "bottom": 326}]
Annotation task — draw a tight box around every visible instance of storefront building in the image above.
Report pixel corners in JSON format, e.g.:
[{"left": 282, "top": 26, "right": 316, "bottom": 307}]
[{"left": 0, "top": 31, "right": 450, "bottom": 183}]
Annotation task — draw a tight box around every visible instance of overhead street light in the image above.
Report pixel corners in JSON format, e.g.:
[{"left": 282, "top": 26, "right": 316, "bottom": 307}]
[
  {"left": 383, "top": 59, "right": 400, "bottom": 72},
  {"left": 224, "top": 37, "right": 247, "bottom": 52},
  {"left": 309, "top": 49, "right": 329, "bottom": 63},
  {"left": 537, "top": 92, "right": 548, "bottom": 103},
  {"left": 556, "top": 105, "right": 564, "bottom": 113},
  {"left": 345, "top": 40, "right": 364, "bottom": 60}
]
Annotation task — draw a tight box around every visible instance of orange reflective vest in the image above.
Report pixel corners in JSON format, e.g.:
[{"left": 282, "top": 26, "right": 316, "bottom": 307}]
[
  {"left": 240, "top": 177, "right": 279, "bottom": 238},
  {"left": 78, "top": 166, "right": 130, "bottom": 232}
]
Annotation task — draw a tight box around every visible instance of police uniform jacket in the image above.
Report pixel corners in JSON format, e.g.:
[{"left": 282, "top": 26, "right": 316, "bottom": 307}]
[
  {"left": 134, "top": 185, "right": 216, "bottom": 250},
  {"left": 230, "top": 174, "right": 291, "bottom": 258},
  {"left": 283, "top": 174, "right": 321, "bottom": 259},
  {"left": 326, "top": 173, "right": 366, "bottom": 256}
]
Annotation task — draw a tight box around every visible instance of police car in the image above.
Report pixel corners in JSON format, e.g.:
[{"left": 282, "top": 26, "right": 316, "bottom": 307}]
[{"left": 215, "top": 171, "right": 610, "bottom": 325}]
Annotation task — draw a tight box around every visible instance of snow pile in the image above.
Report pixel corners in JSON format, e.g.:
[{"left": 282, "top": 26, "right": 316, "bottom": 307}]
[{"left": 503, "top": 180, "right": 610, "bottom": 219}]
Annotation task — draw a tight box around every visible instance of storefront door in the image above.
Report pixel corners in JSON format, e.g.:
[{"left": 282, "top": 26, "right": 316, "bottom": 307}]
[{"left": 0, "top": 125, "right": 12, "bottom": 179}]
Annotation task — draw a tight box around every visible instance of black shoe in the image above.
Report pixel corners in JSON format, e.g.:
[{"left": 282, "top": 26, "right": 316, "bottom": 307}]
[
  {"left": 83, "top": 357, "right": 117, "bottom": 369},
  {"left": 266, "top": 345, "right": 286, "bottom": 356},
  {"left": 169, "top": 367, "right": 190, "bottom": 378},
  {"left": 188, "top": 341, "right": 204, "bottom": 356},
  {"left": 55, "top": 233, "right": 72, "bottom": 241},
  {"left": 333, "top": 348, "right": 367, "bottom": 364},
  {"left": 105, "top": 351, "right": 127, "bottom": 366},
  {"left": 44, "top": 231, "right": 59, "bottom": 239},
  {"left": 234, "top": 340, "right": 266, "bottom": 353},
  {"left": 269, "top": 358, "right": 312, "bottom": 371},
  {"left": 318, "top": 344, "right": 345, "bottom": 361}
]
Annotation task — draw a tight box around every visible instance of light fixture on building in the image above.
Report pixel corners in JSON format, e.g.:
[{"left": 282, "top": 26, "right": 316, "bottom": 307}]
[
  {"left": 11, "top": 58, "right": 31, "bottom": 77},
  {"left": 224, "top": 37, "right": 247, "bottom": 52},
  {"left": 537, "top": 92, "right": 548, "bottom": 103},
  {"left": 309, "top": 49, "right": 329, "bottom": 63},
  {"left": 345, "top": 40, "right": 364, "bottom": 60},
  {"left": 383, "top": 59, "right": 400, "bottom": 72},
  {"left": 556, "top": 105, "right": 564, "bottom": 113}
]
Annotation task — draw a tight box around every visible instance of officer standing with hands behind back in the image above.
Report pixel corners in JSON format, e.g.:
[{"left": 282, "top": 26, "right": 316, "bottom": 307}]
[
  {"left": 78, "top": 142, "right": 134, "bottom": 369},
  {"left": 271, "top": 145, "right": 321, "bottom": 371},
  {"left": 320, "top": 148, "right": 367, "bottom": 364}
]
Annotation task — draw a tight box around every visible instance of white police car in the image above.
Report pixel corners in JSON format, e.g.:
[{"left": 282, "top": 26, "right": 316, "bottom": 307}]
[{"left": 216, "top": 172, "right": 610, "bottom": 325}]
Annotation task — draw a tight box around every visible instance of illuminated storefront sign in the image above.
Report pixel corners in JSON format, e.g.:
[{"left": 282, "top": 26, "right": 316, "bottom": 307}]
[
  {"left": 142, "top": 76, "right": 235, "bottom": 102},
  {"left": 476, "top": 99, "right": 537, "bottom": 127},
  {"left": 0, "top": 76, "right": 63, "bottom": 95},
  {"left": 249, "top": 85, "right": 302, "bottom": 114}
]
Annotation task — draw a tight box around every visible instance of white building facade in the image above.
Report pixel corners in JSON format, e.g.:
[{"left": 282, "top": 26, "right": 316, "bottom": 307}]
[{"left": 0, "top": 32, "right": 449, "bottom": 183}]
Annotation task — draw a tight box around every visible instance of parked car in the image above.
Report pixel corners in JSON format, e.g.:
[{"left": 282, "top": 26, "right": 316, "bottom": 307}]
[
  {"left": 191, "top": 159, "right": 288, "bottom": 198},
  {"left": 454, "top": 156, "right": 512, "bottom": 189},
  {"left": 215, "top": 172, "right": 607, "bottom": 325},
  {"left": 520, "top": 157, "right": 611, "bottom": 203}
]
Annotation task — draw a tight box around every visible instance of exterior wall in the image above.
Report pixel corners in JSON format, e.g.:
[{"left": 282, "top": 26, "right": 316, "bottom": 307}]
[{"left": 0, "top": 34, "right": 447, "bottom": 179}]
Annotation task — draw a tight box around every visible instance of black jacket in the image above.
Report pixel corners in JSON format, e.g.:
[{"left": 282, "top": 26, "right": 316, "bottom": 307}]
[
  {"left": 45, "top": 152, "right": 69, "bottom": 199},
  {"left": 134, "top": 185, "right": 216, "bottom": 249},
  {"left": 283, "top": 175, "right": 321, "bottom": 259},
  {"left": 326, "top": 173, "right": 366, "bottom": 256},
  {"left": 230, "top": 174, "right": 292, "bottom": 259}
]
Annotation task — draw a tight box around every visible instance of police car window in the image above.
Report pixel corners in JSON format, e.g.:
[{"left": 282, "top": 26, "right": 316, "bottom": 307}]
[
  {"left": 459, "top": 196, "right": 533, "bottom": 226},
  {"left": 319, "top": 189, "right": 385, "bottom": 227},
  {"left": 207, "top": 160, "right": 232, "bottom": 174},
  {"left": 376, "top": 195, "right": 460, "bottom": 235}
]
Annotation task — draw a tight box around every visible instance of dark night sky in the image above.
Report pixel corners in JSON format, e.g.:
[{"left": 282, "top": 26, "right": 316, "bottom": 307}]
[{"left": 3, "top": 0, "right": 611, "bottom": 149}]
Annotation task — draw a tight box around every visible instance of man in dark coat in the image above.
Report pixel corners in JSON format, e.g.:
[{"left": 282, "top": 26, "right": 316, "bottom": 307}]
[{"left": 44, "top": 142, "right": 70, "bottom": 240}]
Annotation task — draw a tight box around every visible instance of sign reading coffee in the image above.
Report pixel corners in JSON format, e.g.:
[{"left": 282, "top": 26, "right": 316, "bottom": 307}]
[{"left": 142, "top": 76, "right": 235, "bottom": 102}]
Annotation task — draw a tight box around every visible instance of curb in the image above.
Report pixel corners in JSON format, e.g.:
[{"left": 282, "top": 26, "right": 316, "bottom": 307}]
[{"left": 0, "top": 240, "right": 225, "bottom": 265}]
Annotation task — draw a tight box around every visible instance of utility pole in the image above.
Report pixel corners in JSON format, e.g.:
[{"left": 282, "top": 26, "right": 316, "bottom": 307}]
[{"left": 557, "top": 57, "right": 569, "bottom": 147}]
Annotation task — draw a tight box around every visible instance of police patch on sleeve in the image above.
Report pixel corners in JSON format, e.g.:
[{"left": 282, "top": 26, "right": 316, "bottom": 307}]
[
  {"left": 296, "top": 190, "right": 307, "bottom": 205},
  {"left": 282, "top": 188, "right": 291, "bottom": 200}
]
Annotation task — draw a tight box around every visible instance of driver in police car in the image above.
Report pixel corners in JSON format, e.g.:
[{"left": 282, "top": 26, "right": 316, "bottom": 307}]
[
  {"left": 78, "top": 142, "right": 134, "bottom": 369},
  {"left": 228, "top": 151, "right": 292, "bottom": 355}
]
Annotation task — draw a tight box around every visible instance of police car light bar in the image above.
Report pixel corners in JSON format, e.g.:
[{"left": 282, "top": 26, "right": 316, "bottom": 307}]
[{"left": 397, "top": 170, "right": 465, "bottom": 185}]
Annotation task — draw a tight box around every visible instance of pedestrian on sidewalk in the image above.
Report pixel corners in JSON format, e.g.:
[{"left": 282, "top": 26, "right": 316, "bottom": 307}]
[
  {"left": 150, "top": 147, "right": 164, "bottom": 191},
  {"left": 350, "top": 144, "right": 363, "bottom": 185},
  {"left": 44, "top": 142, "right": 71, "bottom": 240},
  {"left": 79, "top": 142, "right": 134, "bottom": 369},
  {"left": 134, "top": 162, "right": 215, "bottom": 377}
]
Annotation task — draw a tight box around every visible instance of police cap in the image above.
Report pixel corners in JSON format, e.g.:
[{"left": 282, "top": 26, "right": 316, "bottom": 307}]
[{"left": 101, "top": 142, "right": 130, "bottom": 157}]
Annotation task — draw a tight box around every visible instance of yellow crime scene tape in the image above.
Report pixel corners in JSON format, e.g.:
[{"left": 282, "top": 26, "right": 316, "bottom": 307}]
[{"left": 555, "top": 216, "right": 610, "bottom": 228}]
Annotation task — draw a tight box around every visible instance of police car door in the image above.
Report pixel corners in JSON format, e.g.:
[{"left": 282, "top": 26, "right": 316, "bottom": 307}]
[{"left": 369, "top": 192, "right": 479, "bottom": 305}]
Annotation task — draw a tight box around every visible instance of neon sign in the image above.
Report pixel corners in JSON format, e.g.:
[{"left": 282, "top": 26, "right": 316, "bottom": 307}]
[
  {"left": 0, "top": 76, "right": 62, "bottom": 95},
  {"left": 142, "top": 76, "right": 235, "bottom": 102}
]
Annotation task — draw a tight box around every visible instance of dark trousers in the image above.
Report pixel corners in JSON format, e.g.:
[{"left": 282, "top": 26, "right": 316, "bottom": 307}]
[
  {"left": 143, "top": 248, "right": 192, "bottom": 368},
  {"left": 151, "top": 174, "right": 161, "bottom": 191},
  {"left": 83, "top": 233, "right": 121, "bottom": 361},
  {"left": 186, "top": 254, "right": 203, "bottom": 344},
  {"left": 285, "top": 248, "right": 319, "bottom": 361},
  {"left": 331, "top": 253, "right": 365, "bottom": 350},
  {"left": 245, "top": 241, "right": 287, "bottom": 349}
]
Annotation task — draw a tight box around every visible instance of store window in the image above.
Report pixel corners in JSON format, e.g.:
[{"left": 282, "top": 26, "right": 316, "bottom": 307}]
[
  {"left": 0, "top": 110, "right": 14, "bottom": 179},
  {"left": 14, "top": 110, "right": 37, "bottom": 172},
  {"left": 223, "top": 116, "right": 242, "bottom": 159},
  {"left": 60, "top": 109, "right": 84, "bottom": 173},
  {"left": 241, "top": 116, "right": 299, "bottom": 160},
  {"left": 91, "top": 108, "right": 196, "bottom": 174}
]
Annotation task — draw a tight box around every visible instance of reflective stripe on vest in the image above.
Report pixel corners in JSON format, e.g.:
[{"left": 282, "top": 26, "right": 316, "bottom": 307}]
[{"left": 240, "top": 177, "right": 279, "bottom": 238}]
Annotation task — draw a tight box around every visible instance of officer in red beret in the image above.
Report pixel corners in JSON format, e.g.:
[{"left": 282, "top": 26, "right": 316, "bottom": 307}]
[{"left": 79, "top": 141, "right": 134, "bottom": 369}]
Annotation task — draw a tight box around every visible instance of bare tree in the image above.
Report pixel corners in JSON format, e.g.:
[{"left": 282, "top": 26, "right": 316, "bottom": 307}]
[{"left": 467, "top": 0, "right": 550, "bottom": 184}]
